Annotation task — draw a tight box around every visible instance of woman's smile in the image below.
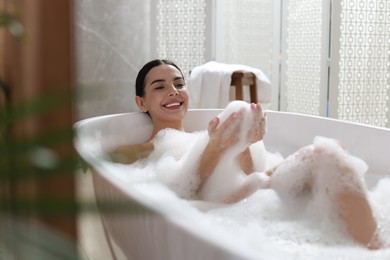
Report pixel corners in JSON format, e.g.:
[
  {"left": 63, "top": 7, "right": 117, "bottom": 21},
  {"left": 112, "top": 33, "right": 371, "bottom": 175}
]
[{"left": 162, "top": 100, "right": 185, "bottom": 110}]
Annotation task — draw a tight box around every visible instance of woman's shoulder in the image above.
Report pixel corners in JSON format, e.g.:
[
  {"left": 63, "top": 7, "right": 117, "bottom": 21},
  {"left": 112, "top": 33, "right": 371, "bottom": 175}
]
[{"left": 111, "top": 142, "right": 154, "bottom": 164}]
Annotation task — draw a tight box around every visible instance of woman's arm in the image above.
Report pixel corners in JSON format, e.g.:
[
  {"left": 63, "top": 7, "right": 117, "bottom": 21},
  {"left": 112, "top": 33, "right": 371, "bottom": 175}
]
[
  {"left": 197, "top": 102, "right": 268, "bottom": 200},
  {"left": 237, "top": 103, "right": 267, "bottom": 174},
  {"left": 237, "top": 148, "right": 254, "bottom": 174},
  {"left": 197, "top": 110, "right": 244, "bottom": 188},
  {"left": 199, "top": 103, "right": 267, "bottom": 184},
  {"left": 111, "top": 142, "right": 154, "bottom": 164},
  {"left": 198, "top": 142, "right": 224, "bottom": 185}
]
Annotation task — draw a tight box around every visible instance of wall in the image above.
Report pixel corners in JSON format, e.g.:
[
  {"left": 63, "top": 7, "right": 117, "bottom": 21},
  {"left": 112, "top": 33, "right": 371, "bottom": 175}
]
[{"left": 75, "top": 0, "right": 152, "bottom": 119}]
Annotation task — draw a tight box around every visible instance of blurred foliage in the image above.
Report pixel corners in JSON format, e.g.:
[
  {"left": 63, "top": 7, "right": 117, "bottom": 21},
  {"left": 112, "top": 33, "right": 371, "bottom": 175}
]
[
  {"left": 0, "top": 7, "right": 81, "bottom": 259},
  {"left": 0, "top": 10, "right": 12, "bottom": 26},
  {"left": 0, "top": 5, "right": 24, "bottom": 38},
  {"left": 0, "top": 88, "right": 81, "bottom": 258},
  {"left": 0, "top": 5, "right": 148, "bottom": 259}
]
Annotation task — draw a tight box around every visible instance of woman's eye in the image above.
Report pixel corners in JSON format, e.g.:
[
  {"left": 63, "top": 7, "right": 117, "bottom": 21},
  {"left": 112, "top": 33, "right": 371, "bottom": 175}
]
[
  {"left": 154, "top": 85, "right": 164, "bottom": 90},
  {"left": 175, "top": 84, "right": 185, "bottom": 89}
]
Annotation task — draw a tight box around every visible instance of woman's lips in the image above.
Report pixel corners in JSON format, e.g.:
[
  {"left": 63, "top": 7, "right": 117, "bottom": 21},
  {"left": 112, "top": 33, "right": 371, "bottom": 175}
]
[{"left": 163, "top": 101, "right": 183, "bottom": 109}]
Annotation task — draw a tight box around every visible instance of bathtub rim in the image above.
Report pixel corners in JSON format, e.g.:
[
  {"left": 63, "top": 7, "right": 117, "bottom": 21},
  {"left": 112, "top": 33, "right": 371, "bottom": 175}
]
[{"left": 74, "top": 109, "right": 390, "bottom": 168}]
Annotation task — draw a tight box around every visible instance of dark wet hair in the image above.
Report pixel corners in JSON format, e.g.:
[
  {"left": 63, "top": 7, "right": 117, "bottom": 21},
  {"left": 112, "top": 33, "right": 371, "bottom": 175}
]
[{"left": 135, "top": 59, "right": 184, "bottom": 97}]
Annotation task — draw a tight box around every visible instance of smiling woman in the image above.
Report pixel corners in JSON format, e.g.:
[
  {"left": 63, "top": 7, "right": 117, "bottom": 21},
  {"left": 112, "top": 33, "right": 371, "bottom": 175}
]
[
  {"left": 134, "top": 59, "right": 189, "bottom": 141},
  {"left": 112, "top": 59, "right": 266, "bottom": 196},
  {"left": 112, "top": 59, "right": 189, "bottom": 164}
]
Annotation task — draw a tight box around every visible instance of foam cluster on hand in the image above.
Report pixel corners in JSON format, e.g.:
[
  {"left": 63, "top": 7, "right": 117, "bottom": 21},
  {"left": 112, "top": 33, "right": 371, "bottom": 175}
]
[
  {"left": 199, "top": 100, "right": 272, "bottom": 202},
  {"left": 216, "top": 100, "right": 266, "bottom": 155}
]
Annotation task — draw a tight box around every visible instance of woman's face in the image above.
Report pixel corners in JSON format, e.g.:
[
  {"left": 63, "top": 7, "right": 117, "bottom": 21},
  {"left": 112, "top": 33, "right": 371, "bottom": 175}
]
[{"left": 136, "top": 64, "right": 189, "bottom": 125}]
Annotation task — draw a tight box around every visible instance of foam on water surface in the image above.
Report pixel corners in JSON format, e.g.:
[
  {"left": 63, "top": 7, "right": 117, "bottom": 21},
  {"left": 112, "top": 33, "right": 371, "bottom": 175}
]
[
  {"left": 106, "top": 156, "right": 390, "bottom": 259},
  {"left": 103, "top": 137, "right": 390, "bottom": 258}
]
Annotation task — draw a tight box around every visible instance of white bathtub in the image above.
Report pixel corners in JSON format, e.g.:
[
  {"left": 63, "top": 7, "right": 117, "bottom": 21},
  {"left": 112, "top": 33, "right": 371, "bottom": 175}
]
[{"left": 74, "top": 109, "right": 390, "bottom": 259}]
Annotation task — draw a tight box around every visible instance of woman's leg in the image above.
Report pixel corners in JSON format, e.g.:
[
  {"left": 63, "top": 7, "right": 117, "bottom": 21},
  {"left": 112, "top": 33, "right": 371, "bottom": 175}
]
[
  {"left": 310, "top": 137, "right": 381, "bottom": 248},
  {"left": 224, "top": 172, "right": 270, "bottom": 203},
  {"left": 336, "top": 188, "right": 381, "bottom": 249},
  {"left": 268, "top": 137, "right": 381, "bottom": 248}
]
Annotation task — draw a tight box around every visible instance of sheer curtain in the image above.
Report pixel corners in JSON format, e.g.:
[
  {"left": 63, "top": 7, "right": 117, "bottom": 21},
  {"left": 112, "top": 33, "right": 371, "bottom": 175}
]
[
  {"left": 332, "top": 0, "right": 390, "bottom": 126},
  {"left": 281, "top": 0, "right": 389, "bottom": 127},
  {"left": 152, "top": 0, "right": 210, "bottom": 77}
]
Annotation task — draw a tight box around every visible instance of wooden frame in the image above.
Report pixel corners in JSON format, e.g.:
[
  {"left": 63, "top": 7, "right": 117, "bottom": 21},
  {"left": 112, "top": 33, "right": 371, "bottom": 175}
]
[
  {"left": 231, "top": 71, "right": 258, "bottom": 103},
  {"left": 1, "top": 0, "right": 77, "bottom": 256}
]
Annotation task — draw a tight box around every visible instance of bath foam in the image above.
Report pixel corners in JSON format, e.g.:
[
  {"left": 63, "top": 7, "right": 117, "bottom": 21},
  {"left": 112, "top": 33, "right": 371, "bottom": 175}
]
[
  {"left": 116, "top": 102, "right": 388, "bottom": 252},
  {"left": 142, "top": 130, "right": 390, "bottom": 252},
  {"left": 100, "top": 119, "right": 390, "bottom": 258},
  {"left": 151, "top": 128, "right": 209, "bottom": 199},
  {"left": 134, "top": 103, "right": 388, "bottom": 252},
  {"left": 216, "top": 100, "right": 253, "bottom": 153},
  {"left": 131, "top": 100, "right": 281, "bottom": 203},
  {"left": 149, "top": 125, "right": 279, "bottom": 202},
  {"left": 203, "top": 184, "right": 389, "bottom": 257},
  {"left": 216, "top": 100, "right": 267, "bottom": 154},
  {"left": 261, "top": 135, "right": 390, "bottom": 252},
  {"left": 199, "top": 100, "right": 273, "bottom": 202},
  {"left": 75, "top": 109, "right": 390, "bottom": 259},
  {"left": 112, "top": 158, "right": 390, "bottom": 258},
  {"left": 308, "top": 135, "right": 371, "bottom": 229}
]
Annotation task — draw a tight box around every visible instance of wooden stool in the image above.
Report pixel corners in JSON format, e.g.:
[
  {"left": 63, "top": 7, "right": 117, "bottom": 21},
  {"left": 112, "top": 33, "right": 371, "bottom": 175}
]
[{"left": 231, "top": 71, "right": 258, "bottom": 103}]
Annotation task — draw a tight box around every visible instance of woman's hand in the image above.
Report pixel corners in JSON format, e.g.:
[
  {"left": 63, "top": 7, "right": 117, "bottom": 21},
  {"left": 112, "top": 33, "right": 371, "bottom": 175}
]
[
  {"left": 198, "top": 103, "right": 264, "bottom": 187},
  {"left": 198, "top": 109, "right": 245, "bottom": 187},
  {"left": 207, "top": 108, "right": 245, "bottom": 153},
  {"left": 247, "top": 103, "right": 266, "bottom": 144}
]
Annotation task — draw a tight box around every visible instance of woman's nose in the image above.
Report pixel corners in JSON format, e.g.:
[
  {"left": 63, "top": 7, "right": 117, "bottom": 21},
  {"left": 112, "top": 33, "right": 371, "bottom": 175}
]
[{"left": 169, "top": 85, "right": 179, "bottom": 96}]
